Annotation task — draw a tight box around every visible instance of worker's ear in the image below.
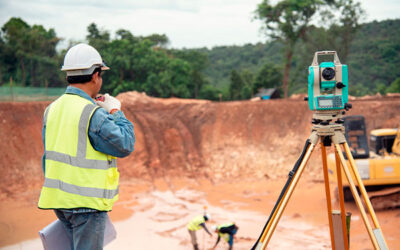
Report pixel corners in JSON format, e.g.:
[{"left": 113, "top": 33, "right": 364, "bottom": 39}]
[{"left": 92, "top": 72, "right": 100, "bottom": 81}]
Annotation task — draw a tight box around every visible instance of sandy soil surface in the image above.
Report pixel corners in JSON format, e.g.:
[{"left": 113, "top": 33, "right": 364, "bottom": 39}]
[
  {"left": 1, "top": 93, "right": 400, "bottom": 249},
  {"left": 1, "top": 177, "right": 399, "bottom": 250}
]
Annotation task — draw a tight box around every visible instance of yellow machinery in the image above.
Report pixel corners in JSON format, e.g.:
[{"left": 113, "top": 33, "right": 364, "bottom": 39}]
[{"left": 328, "top": 115, "right": 400, "bottom": 209}]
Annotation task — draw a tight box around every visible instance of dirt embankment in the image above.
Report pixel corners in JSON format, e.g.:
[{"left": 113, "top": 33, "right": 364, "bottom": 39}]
[
  {"left": 1, "top": 92, "right": 400, "bottom": 199},
  {"left": 1, "top": 92, "right": 400, "bottom": 249}
]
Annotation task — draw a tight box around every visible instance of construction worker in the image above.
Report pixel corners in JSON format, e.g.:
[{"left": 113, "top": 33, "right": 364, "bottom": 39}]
[
  {"left": 187, "top": 213, "right": 212, "bottom": 250},
  {"left": 211, "top": 222, "right": 239, "bottom": 250},
  {"left": 38, "top": 43, "right": 135, "bottom": 250}
]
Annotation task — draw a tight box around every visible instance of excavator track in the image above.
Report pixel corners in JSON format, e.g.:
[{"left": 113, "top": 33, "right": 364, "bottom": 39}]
[
  {"left": 368, "top": 187, "right": 400, "bottom": 210},
  {"left": 338, "top": 186, "right": 400, "bottom": 210}
]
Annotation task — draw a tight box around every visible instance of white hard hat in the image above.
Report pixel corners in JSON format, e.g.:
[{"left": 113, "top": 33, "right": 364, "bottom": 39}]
[
  {"left": 61, "top": 43, "right": 109, "bottom": 76},
  {"left": 211, "top": 225, "right": 217, "bottom": 231},
  {"left": 204, "top": 213, "right": 211, "bottom": 221}
]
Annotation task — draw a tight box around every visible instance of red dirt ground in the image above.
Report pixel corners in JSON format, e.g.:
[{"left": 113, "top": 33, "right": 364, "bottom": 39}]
[{"left": 0, "top": 92, "right": 400, "bottom": 249}]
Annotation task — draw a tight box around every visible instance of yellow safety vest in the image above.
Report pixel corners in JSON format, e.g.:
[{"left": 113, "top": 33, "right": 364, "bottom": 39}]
[
  {"left": 187, "top": 215, "right": 205, "bottom": 231},
  {"left": 218, "top": 222, "right": 235, "bottom": 242},
  {"left": 38, "top": 94, "right": 119, "bottom": 211}
]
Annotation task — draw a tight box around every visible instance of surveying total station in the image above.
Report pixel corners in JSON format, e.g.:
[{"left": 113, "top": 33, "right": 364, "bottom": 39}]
[
  {"left": 252, "top": 51, "right": 389, "bottom": 250},
  {"left": 308, "top": 51, "right": 350, "bottom": 111}
]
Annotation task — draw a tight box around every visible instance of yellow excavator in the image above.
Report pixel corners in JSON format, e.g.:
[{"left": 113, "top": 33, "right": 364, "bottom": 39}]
[{"left": 328, "top": 115, "right": 400, "bottom": 210}]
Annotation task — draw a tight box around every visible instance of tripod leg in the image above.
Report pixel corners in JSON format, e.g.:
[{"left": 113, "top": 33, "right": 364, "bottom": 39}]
[
  {"left": 342, "top": 143, "right": 388, "bottom": 249},
  {"left": 334, "top": 150, "right": 350, "bottom": 250},
  {"left": 251, "top": 140, "right": 314, "bottom": 250},
  {"left": 334, "top": 144, "right": 382, "bottom": 249},
  {"left": 259, "top": 143, "right": 316, "bottom": 249},
  {"left": 343, "top": 143, "right": 382, "bottom": 227},
  {"left": 320, "top": 142, "right": 336, "bottom": 250}
]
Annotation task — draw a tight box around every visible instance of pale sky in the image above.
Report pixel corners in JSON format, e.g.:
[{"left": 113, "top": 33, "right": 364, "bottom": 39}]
[{"left": 0, "top": 0, "right": 399, "bottom": 49}]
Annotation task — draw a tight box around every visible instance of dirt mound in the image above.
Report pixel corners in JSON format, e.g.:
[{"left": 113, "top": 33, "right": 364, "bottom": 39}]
[
  {"left": 1, "top": 93, "right": 400, "bottom": 200},
  {"left": 117, "top": 91, "right": 210, "bottom": 105}
]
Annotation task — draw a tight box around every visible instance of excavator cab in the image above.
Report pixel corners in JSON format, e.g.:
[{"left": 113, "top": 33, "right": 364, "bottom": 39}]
[
  {"left": 370, "top": 129, "right": 398, "bottom": 156},
  {"left": 329, "top": 116, "right": 400, "bottom": 209},
  {"left": 343, "top": 115, "right": 399, "bottom": 157},
  {"left": 343, "top": 115, "right": 369, "bottom": 159}
]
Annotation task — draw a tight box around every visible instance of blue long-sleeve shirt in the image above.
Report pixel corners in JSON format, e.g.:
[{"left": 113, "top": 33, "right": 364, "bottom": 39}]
[{"left": 42, "top": 86, "right": 135, "bottom": 174}]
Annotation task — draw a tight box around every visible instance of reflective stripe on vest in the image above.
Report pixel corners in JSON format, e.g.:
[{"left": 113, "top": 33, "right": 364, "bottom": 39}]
[
  {"left": 45, "top": 150, "right": 116, "bottom": 170},
  {"left": 43, "top": 178, "right": 119, "bottom": 199},
  {"left": 38, "top": 94, "right": 119, "bottom": 211},
  {"left": 187, "top": 215, "right": 205, "bottom": 231}
]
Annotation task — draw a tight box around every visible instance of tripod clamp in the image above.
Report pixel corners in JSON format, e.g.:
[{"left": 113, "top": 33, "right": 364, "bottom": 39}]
[{"left": 308, "top": 111, "right": 347, "bottom": 146}]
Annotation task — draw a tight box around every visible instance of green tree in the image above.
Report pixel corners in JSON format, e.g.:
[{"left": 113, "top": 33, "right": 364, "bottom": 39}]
[
  {"left": 144, "top": 34, "right": 169, "bottom": 48},
  {"left": 240, "top": 86, "right": 252, "bottom": 99},
  {"left": 241, "top": 69, "right": 254, "bottom": 87},
  {"left": 198, "top": 84, "right": 221, "bottom": 100},
  {"left": 321, "top": 0, "right": 365, "bottom": 62},
  {"left": 253, "top": 63, "right": 282, "bottom": 94},
  {"left": 1, "top": 17, "right": 61, "bottom": 86},
  {"left": 86, "top": 23, "right": 110, "bottom": 51},
  {"left": 255, "top": 0, "right": 335, "bottom": 98},
  {"left": 386, "top": 78, "right": 400, "bottom": 93},
  {"left": 91, "top": 24, "right": 195, "bottom": 99},
  {"left": 27, "top": 25, "right": 61, "bottom": 86},
  {"left": 168, "top": 58, "right": 192, "bottom": 98},
  {"left": 229, "top": 69, "right": 244, "bottom": 100},
  {"left": 240, "top": 69, "right": 255, "bottom": 99},
  {"left": 0, "top": 30, "right": 5, "bottom": 85},
  {"left": 1, "top": 18, "right": 30, "bottom": 85},
  {"left": 171, "top": 49, "right": 209, "bottom": 98},
  {"left": 103, "top": 32, "right": 136, "bottom": 89}
]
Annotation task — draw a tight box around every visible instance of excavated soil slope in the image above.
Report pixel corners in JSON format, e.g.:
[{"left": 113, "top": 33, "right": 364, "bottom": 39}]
[
  {"left": 1, "top": 92, "right": 400, "bottom": 199},
  {"left": 1, "top": 92, "right": 400, "bottom": 249}
]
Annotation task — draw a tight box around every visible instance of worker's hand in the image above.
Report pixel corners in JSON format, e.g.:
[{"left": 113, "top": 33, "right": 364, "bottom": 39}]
[{"left": 95, "top": 94, "right": 121, "bottom": 114}]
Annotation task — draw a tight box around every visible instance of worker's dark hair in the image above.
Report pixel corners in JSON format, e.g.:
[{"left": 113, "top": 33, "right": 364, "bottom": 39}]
[
  {"left": 67, "top": 67, "right": 102, "bottom": 84},
  {"left": 203, "top": 215, "right": 208, "bottom": 221}
]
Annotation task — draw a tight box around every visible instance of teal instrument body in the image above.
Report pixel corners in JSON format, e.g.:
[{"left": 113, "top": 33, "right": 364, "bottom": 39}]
[{"left": 308, "top": 51, "right": 349, "bottom": 111}]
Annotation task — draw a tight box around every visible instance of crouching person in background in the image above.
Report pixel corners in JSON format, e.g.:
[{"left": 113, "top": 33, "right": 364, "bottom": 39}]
[{"left": 211, "top": 222, "right": 239, "bottom": 250}]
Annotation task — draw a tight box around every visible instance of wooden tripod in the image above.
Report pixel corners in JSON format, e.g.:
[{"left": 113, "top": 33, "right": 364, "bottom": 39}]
[{"left": 252, "top": 111, "right": 388, "bottom": 250}]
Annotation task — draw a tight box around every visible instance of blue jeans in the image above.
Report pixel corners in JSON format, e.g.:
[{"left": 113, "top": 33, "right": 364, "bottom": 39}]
[
  {"left": 228, "top": 228, "right": 238, "bottom": 247},
  {"left": 54, "top": 209, "right": 107, "bottom": 250}
]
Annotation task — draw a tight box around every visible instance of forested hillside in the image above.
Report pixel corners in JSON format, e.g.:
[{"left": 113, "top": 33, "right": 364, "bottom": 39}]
[
  {"left": 200, "top": 19, "right": 400, "bottom": 96},
  {"left": 0, "top": 17, "right": 399, "bottom": 100},
  {"left": 198, "top": 42, "right": 284, "bottom": 88}
]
